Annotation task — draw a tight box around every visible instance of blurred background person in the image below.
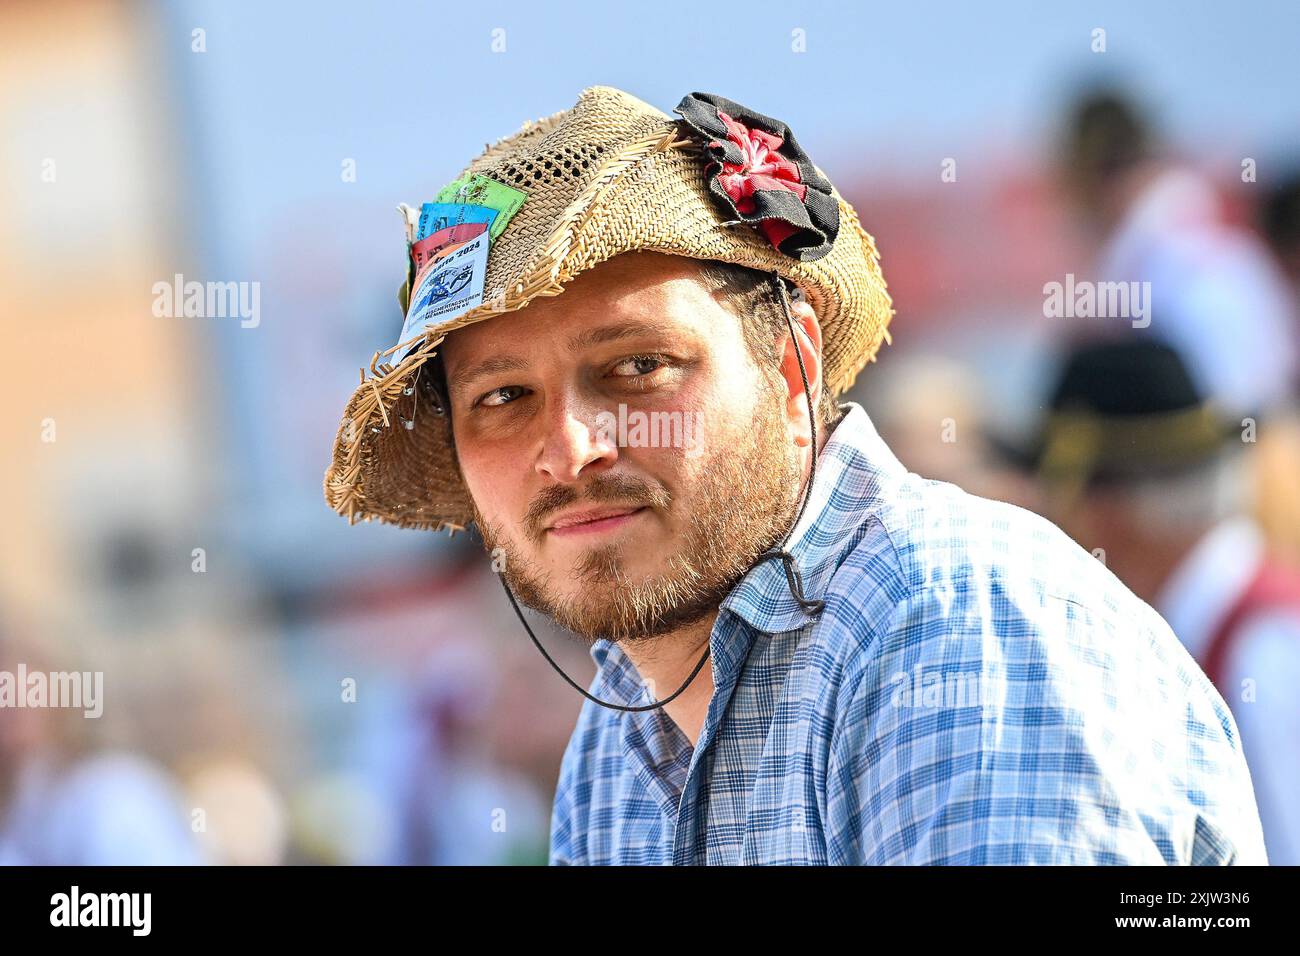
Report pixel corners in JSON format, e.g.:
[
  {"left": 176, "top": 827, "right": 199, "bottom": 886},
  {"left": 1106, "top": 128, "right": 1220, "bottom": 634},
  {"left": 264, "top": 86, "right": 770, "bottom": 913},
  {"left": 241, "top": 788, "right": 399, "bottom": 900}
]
[
  {"left": 0, "top": 625, "right": 207, "bottom": 865},
  {"left": 857, "top": 353, "right": 1044, "bottom": 510},
  {"left": 1053, "top": 84, "right": 1300, "bottom": 595},
  {"left": 1005, "top": 338, "right": 1300, "bottom": 866},
  {"left": 1057, "top": 88, "right": 1298, "bottom": 420},
  {"left": 376, "top": 643, "right": 551, "bottom": 866},
  {"left": 1261, "top": 167, "right": 1300, "bottom": 298},
  {"left": 1254, "top": 170, "right": 1300, "bottom": 565}
]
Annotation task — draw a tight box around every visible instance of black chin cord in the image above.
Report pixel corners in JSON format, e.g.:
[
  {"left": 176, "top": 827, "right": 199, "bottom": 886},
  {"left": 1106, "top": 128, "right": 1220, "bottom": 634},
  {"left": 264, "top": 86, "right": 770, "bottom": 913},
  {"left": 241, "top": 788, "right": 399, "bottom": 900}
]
[{"left": 499, "top": 274, "right": 823, "bottom": 713}]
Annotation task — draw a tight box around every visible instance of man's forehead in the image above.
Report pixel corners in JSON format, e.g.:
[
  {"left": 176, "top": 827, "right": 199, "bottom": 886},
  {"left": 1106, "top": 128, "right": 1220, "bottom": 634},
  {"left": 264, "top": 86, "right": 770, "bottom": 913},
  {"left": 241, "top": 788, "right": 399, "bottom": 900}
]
[{"left": 441, "top": 254, "right": 718, "bottom": 361}]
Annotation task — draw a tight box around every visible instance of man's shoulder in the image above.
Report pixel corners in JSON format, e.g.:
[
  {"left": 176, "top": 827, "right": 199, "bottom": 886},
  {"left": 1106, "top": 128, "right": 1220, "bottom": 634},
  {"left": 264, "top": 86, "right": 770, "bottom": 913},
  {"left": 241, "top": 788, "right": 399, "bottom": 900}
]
[
  {"left": 818, "top": 470, "right": 1171, "bottom": 662},
  {"left": 813, "top": 474, "right": 1266, "bottom": 864}
]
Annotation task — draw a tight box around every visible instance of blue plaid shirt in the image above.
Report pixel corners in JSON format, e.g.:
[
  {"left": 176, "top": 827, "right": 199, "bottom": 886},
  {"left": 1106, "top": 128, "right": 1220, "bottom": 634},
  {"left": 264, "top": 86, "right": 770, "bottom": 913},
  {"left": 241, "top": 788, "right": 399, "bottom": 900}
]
[{"left": 548, "top": 402, "right": 1268, "bottom": 865}]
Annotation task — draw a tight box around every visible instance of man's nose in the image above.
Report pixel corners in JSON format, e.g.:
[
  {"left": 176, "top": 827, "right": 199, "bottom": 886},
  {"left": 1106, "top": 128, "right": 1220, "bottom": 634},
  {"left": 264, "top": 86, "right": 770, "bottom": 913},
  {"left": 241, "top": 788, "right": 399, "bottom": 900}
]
[{"left": 534, "top": 393, "right": 617, "bottom": 484}]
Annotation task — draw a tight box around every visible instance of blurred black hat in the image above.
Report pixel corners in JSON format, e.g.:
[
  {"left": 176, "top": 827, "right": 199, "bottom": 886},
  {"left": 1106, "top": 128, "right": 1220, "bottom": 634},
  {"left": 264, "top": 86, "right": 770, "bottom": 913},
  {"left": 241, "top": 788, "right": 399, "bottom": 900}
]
[{"left": 998, "top": 338, "right": 1240, "bottom": 487}]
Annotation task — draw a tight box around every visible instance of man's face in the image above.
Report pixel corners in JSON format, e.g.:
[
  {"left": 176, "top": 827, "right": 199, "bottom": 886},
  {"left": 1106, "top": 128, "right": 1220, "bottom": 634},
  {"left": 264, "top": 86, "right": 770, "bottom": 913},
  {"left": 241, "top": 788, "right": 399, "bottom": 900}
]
[{"left": 440, "top": 251, "right": 805, "bottom": 644}]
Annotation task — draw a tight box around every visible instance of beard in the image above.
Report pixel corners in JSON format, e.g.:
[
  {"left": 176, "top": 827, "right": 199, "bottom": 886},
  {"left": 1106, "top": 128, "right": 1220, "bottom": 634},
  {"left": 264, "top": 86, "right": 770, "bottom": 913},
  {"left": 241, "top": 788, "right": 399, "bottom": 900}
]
[{"left": 471, "top": 383, "right": 804, "bottom": 645}]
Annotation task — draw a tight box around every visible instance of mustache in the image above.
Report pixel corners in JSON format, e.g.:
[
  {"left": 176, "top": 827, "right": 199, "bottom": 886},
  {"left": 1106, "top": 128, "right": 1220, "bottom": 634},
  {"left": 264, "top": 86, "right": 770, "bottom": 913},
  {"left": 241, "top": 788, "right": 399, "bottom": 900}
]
[{"left": 524, "top": 473, "right": 672, "bottom": 542}]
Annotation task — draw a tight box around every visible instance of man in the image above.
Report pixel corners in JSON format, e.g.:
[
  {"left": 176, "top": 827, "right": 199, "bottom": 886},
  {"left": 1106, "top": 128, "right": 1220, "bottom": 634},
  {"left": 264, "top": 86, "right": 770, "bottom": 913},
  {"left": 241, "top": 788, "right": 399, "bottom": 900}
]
[
  {"left": 325, "top": 86, "right": 1266, "bottom": 864},
  {"left": 1058, "top": 89, "right": 1296, "bottom": 420},
  {"left": 1256, "top": 169, "right": 1300, "bottom": 566},
  {"left": 1011, "top": 337, "right": 1300, "bottom": 865}
]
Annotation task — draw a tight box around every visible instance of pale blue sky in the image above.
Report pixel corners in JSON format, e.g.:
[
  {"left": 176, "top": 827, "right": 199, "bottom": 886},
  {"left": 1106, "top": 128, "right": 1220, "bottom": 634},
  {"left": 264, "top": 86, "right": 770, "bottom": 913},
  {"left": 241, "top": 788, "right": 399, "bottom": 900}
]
[{"left": 155, "top": 0, "right": 1300, "bottom": 568}]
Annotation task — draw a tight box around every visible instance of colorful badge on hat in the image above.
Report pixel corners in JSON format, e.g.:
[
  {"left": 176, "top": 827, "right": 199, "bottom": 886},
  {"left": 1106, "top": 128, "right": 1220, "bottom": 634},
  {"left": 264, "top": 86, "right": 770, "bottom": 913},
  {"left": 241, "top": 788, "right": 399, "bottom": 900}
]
[
  {"left": 416, "top": 201, "right": 497, "bottom": 242},
  {"left": 411, "top": 220, "right": 489, "bottom": 272},
  {"left": 390, "top": 175, "right": 527, "bottom": 362},
  {"left": 393, "top": 231, "right": 490, "bottom": 362},
  {"left": 672, "top": 91, "right": 839, "bottom": 261},
  {"left": 436, "top": 175, "right": 527, "bottom": 241}
]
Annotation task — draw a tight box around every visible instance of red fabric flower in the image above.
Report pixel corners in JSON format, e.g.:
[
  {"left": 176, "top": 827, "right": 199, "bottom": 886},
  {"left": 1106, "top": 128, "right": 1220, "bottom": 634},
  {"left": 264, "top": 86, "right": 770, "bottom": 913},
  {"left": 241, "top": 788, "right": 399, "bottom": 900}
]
[
  {"left": 712, "top": 112, "right": 808, "bottom": 250},
  {"left": 712, "top": 111, "right": 808, "bottom": 210},
  {"left": 674, "top": 92, "right": 839, "bottom": 261}
]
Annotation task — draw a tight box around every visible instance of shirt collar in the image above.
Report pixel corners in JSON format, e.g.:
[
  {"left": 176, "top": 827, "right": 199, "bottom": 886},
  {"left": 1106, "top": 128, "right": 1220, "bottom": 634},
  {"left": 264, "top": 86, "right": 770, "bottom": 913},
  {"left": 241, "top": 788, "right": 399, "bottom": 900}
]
[
  {"left": 715, "top": 400, "right": 906, "bottom": 635},
  {"left": 587, "top": 402, "right": 906, "bottom": 673}
]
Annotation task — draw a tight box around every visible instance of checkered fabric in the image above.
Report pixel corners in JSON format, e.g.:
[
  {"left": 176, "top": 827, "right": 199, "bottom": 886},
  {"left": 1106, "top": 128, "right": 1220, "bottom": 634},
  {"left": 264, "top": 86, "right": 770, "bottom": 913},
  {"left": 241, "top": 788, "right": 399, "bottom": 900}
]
[{"left": 549, "top": 402, "right": 1268, "bottom": 865}]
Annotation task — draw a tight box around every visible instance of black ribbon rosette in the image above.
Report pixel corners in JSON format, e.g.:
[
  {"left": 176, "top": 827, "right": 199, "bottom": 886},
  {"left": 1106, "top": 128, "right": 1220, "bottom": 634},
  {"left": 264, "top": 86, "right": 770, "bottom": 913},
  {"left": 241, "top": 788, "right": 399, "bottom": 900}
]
[{"left": 673, "top": 91, "right": 840, "bottom": 261}]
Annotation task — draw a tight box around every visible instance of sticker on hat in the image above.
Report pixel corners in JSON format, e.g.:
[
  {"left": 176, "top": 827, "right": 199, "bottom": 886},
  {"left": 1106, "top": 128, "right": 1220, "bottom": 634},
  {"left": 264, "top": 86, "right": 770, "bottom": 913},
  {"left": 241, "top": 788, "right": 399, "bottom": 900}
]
[
  {"left": 416, "top": 201, "right": 497, "bottom": 242},
  {"left": 411, "top": 220, "right": 489, "bottom": 272},
  {"left": 393, "top": 231, "right": 490, "bottom": 363},
  {"left": 436, "top": 175, "right": 527, "bottom": 241},
  {"left": 390, "top": 174, "right": 528, "bottom": 359}
]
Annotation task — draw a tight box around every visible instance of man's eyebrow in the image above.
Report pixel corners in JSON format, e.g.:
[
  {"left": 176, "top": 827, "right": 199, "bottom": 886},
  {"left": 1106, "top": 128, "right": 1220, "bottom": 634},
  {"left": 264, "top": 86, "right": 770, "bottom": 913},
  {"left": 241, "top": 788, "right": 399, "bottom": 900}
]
[
  {"left": 449, "top": 322, "right": 684, "bottom": 394},
  {"left": 448, "top": 354, "right": 531, "bottom": 394},
  {"left": 564, "top": 321, "right": 681, "bottom": 352}
]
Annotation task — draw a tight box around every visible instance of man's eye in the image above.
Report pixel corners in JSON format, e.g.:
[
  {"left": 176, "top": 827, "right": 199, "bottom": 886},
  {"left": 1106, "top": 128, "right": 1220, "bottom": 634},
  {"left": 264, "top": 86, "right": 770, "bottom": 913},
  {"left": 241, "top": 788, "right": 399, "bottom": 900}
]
[
  {"left": 611, "top": 355, "right": 666, "bottom": 377},
  {"left": 478, "top": 385, "right": 527, "bottom": 407}
]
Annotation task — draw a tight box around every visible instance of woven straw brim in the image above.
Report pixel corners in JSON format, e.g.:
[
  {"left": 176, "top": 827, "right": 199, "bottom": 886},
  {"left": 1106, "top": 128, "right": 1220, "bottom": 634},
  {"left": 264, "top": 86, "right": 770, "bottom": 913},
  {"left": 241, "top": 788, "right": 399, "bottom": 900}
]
[{"left": 323, "top": 86, "right": 893, "bottom": 533}]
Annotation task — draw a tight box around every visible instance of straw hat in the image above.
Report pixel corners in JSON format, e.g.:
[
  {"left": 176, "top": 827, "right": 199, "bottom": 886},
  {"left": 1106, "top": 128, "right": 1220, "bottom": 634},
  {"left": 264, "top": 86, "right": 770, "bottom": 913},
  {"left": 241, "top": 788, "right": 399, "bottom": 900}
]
[{"left": 323, "top": 85, "right": 893, "bottom": 533}]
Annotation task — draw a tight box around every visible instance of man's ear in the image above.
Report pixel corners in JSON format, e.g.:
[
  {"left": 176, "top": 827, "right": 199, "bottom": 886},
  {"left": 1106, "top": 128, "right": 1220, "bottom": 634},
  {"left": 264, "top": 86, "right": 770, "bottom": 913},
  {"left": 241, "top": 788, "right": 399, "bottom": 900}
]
[{"left": 777, "top": 295, "right": 824, "bottom": 449}]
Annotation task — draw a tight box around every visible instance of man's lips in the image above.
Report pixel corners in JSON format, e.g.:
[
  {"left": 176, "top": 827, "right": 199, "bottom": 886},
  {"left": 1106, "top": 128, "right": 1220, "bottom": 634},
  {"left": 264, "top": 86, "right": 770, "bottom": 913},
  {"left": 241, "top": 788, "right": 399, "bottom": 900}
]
[{"left": 545, "top": 505, "right": 648, "bottom": 537}]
